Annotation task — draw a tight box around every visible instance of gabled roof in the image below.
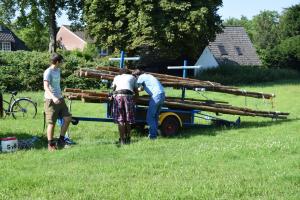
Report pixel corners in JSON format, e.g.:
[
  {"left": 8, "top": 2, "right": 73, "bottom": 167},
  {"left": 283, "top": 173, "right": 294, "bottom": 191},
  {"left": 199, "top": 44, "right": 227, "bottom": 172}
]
[
  {"left": 0, "top": 25, "right": 28, "bottom": 50},
  {"left": 62, "top": 25, "right": 94, "bottom": 43},
  {"left": 208, "top": 26, "right": 261, "bottom": 66},
  {"left": 0, "top": 25, "right": 15, "bottom": 42}
]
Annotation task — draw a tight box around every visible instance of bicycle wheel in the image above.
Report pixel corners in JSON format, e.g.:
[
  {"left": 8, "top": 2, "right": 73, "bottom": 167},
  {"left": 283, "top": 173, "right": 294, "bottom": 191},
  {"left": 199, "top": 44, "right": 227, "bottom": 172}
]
[
  {"left": 11, "top": 98, "right": 37, "bottom": 119},
  {"left": 1, "top": 99, "right": 10, "bottom": 117}
]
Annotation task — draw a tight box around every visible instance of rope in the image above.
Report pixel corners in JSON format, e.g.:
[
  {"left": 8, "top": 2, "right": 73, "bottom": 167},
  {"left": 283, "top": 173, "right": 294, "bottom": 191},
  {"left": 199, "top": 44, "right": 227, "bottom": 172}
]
[
  {"left": 206, "top": 81, "right": 215, "bottom": 86},
  {"left": 254, "top": 92, "right": 274, "bottom": 113},
  {"left": 196, "top": 88, "right": 209, "bottom": 100},
  {"left": 241, "top": 89, "right": 247, "bottom": 106}
]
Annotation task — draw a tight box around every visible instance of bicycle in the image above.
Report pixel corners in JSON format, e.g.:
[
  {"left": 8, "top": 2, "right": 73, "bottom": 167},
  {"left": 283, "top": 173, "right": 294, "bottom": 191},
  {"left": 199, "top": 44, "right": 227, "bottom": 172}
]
[{"left": 0, "top": 91, "right": 37, "bottom": 119}]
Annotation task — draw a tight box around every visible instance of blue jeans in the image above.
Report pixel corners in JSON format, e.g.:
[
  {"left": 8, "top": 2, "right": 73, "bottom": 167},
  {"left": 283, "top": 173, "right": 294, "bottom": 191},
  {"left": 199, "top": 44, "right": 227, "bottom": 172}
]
[{"left": 147, "top": 93, "right": 165, "bottom": 138}]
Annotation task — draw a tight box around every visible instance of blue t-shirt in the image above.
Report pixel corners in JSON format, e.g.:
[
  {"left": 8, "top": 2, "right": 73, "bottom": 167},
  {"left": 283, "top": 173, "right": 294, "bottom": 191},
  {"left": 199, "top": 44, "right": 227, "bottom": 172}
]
[
  {"left": 136, "top": 74, "right": 164, "bottom": 97},
  {"left": 43, "top": 67, "right": 62, "bottom": 99}
]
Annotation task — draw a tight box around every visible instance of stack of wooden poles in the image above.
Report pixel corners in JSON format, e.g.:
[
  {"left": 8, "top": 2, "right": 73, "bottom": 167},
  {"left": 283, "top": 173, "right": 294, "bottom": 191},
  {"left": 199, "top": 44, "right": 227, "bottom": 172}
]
[
  {"left": 76, "top": 66, "right": 275, "bottom": 99},
  {"left": 64, "top": 88, "right": 289, "bottom": 119}
]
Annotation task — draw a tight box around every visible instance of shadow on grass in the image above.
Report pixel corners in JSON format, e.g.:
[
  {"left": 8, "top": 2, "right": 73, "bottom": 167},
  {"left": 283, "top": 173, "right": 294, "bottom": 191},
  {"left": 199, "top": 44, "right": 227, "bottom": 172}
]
[
  {"left": 175, "top": 126, "right": 227, "bottom": 138},
  {"left": 239, "top": 118, "right": 298, "bottom": 128},
  {"left": 164, "top": 118, "right": 298, "bottom": 139},
  {"left": 238, "top": 79, "right": 300, "bottom": 88},
  {"left": 0, "top": 132, "right": 47, "bottom": 150}
]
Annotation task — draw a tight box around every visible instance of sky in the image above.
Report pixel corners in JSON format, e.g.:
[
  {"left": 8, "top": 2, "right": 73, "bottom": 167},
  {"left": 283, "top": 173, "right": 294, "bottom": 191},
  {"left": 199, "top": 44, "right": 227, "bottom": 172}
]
[
  {"left": 218, "top": 0, "right": 299, "bottom": 20},
  {"left": 57, "top": 0, "right": 299, "bottom": 26}
]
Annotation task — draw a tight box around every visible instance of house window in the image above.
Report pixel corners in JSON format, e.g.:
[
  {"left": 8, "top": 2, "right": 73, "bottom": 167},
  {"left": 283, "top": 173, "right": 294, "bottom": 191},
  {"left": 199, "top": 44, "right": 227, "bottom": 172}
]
[
  {"left": 99, "top": 47, "right": 108, "bottom": 56},
  {"left": 1, "top": 42, "right": 11, "bottom": 51},
  {"left": 235, "top": 46, "right": 243, "bottom": 55},
  {"left": 218, "top": 45, "right": 228, "bottom": 55}
]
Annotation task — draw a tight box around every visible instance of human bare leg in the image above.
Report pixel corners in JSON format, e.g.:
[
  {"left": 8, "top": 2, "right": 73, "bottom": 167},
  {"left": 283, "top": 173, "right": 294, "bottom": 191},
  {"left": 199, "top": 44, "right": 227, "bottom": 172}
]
[
  {"left": 47, "top": 123, "right": 56, "bottom": 151},
  {"left": 125, "top": 123, "right": 131, "bottom": 144},
  {"left": 60, "top": 116, "right": 72, "bottom": 137},
  {"left": 118, "top": 123, "right": 126, "bottom": 144}
]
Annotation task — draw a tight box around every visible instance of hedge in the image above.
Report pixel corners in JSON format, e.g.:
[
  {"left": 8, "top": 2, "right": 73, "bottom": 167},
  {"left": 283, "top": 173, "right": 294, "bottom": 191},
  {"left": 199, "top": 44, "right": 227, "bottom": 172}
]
[
  {"left": 1, "top": 51, "right": 299, "bottom": 92},
  {"left": 198, "top": 64, "right": 300, "bottom": 85},
  {"left": 0, "top": 51, "right": 109, "bottom": 92}
]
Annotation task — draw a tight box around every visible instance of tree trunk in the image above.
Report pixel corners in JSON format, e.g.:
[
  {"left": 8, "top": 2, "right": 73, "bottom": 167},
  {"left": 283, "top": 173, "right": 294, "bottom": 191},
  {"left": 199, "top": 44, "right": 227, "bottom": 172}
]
[{"left": 48, "top": 0, "right": 57, "bottom": 53}]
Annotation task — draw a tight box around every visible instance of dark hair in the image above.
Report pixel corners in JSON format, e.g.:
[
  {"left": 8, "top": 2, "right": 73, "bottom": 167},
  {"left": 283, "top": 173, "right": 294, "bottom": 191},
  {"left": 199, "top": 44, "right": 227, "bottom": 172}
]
[
  {"left": 132, "top": 69, "right": 143, "bottom": 76},
  {"left": 119, "top": 68, "right": 131, "bottom": 75},
  {"left": 51, "top": 53, "right": 64, "bottom": 64}
]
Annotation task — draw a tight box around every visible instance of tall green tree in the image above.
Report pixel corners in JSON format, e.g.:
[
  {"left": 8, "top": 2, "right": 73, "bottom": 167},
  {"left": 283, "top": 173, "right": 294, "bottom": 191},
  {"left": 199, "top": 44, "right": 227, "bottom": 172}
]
[
  {"left": 252, "top": 10, "right": 280, "bottom": 50},
  {"left": 84, "top": 0, "right": 223, "bottom": 66},
  {"left": 279, "top": 3, "right": 300, "bottom": 39},
  {"left": 10, "top": 1, "right": 49, "bottom": 51},
  {"left": 0, "top": 0, "right": 84, "bottom": 52}
]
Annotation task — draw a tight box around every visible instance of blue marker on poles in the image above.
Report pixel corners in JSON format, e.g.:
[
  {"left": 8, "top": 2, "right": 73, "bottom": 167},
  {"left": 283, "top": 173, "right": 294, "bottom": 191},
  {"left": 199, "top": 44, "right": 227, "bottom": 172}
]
[
  {"left": 119, "top": 51, "right": 125, "bottom": 68},
  {"left": 109, "top": 51, "right": 140, "bottom": 69},
  {"left": 168, "top": 61, "right": 201, "bottom": 99},
  {"left": 182, "top": 60, "right": 188, "bottom": 99}
]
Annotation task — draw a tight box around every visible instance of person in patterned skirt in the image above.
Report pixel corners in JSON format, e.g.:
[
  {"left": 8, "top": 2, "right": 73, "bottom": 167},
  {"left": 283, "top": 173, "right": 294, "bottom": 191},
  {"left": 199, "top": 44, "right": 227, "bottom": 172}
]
[{"left": 111, "top": 69, "right": 137, "bottom": 145}]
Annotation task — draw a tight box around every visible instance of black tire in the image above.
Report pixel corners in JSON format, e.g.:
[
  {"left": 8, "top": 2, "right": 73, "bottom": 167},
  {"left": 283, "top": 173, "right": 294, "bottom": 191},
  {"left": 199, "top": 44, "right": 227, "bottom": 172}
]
[
  {"left": 71, "top": 118, "right": 79, "bottom": 125},
  {"left": 11, "top": 98, "right": 37, "bottom": 119},
  {"left": 161, "top": 115, "right": 180, "bottom": 137}
]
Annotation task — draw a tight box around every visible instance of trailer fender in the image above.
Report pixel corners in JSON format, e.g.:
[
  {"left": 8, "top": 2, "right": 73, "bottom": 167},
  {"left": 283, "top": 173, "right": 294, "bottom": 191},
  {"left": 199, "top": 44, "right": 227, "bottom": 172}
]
[{"left": 159, "top": 112, "right": 182, "bottom": 127}]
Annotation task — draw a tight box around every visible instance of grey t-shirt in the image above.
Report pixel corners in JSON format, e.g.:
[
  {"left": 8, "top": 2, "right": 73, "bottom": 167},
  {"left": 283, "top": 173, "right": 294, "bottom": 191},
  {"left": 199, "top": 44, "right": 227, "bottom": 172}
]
[
  {"left": 43, "top": 67, "right": 62, "bottom": 99},
  {"left": 112, "top": 74, "right": 137, "bottom": 92}
]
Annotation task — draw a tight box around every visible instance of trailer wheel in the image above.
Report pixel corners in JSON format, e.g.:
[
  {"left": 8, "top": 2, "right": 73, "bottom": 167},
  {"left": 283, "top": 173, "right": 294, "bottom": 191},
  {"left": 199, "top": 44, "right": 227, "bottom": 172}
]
[
  {"left": 71, "top": 118, "right": 79, "bottom": 125},
  {"left": 161, "top": 115, "right": 180, "bottom": 137}
]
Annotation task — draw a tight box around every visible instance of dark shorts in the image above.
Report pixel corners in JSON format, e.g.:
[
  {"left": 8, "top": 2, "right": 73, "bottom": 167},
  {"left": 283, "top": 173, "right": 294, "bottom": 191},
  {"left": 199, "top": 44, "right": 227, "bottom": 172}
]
[
  {"left": 44, "top": 99, "right": 72, "bottom": 124},
  {"left": 113, "top": 95, "right": 135, "bottom": 124}
]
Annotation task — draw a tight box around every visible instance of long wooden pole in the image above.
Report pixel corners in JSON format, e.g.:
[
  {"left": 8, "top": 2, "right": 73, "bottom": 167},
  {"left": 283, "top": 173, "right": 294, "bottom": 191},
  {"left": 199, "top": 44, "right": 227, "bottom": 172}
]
[
  {"left": 64, "top": 89, "right": 288, "bottom": 119},
  {"left": 77, "top": 68, "right": 275, "bottom": 99}
]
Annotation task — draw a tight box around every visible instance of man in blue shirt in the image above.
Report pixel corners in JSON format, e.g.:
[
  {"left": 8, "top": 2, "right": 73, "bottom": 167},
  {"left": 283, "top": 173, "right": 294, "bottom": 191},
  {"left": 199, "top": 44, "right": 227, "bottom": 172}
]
[{"left": 133, "top": 69, "right": 165, "bottom": 139}]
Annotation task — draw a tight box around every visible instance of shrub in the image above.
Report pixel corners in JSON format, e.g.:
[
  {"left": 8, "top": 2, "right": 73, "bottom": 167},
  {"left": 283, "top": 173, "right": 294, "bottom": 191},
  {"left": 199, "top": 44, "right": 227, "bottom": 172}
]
[
  {"left": 263, "top": 36, "right": 300, "bottom": 70},
  {"left": 0, "top": 51, "right": 108, "bottom": 92},
  {"left": 198, "top": 64, "right": 300, "bottom": 85}
]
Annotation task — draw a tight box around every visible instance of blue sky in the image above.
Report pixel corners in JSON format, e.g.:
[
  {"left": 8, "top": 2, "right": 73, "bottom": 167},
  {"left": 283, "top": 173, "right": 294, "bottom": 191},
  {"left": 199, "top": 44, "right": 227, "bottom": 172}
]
[
  {"left": 219, "top": 0, "right": 299, "bottom": 20},
  {"left": 57, "top": 0, "right": 299, "bottom": 26}
]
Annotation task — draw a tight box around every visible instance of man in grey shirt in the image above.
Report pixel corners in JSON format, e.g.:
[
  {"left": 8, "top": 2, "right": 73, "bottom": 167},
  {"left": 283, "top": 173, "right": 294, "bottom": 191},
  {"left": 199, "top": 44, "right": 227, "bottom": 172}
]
[{"left": 44, "top": 53, "right": 72, "bottom": 151}]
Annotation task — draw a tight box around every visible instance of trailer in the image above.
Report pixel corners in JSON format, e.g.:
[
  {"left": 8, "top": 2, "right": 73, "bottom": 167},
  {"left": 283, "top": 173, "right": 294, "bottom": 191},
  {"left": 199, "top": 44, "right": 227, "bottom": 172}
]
[
  {"left": 70, "top": 100, "right": 240, "bottom": 137},
  {"left": 67, "top": 52, "right": 240, "bottom": 136}
]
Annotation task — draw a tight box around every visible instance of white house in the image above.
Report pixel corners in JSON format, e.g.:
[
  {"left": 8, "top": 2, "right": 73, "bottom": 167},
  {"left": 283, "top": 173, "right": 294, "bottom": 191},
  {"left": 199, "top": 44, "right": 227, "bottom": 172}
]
[{"left": 194, "top": 26, "right": 261, "bottom": 77}]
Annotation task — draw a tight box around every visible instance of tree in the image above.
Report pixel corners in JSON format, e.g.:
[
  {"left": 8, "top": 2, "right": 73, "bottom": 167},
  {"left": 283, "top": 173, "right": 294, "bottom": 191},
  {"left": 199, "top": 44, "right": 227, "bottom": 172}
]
[
  {"left": 263, "top": 35, "right": 300, "bottom": 70},
  {"left": 10, "top": 2, "right": 49, "bottom": 51},
  {"left": 252, "top": 10, "right": 280, "bottom": 50},
  {"left": 16, "top": 26, "right": 49, "bottom": 51},
  {"left": 279, "top": 3, "right": 300, "bottom": 39},
  {"left": 84, "top": 0, "right": 223, "bottom": 67},
  {"left": 0, "top": 0, "right": 84, "bottom": 52}
]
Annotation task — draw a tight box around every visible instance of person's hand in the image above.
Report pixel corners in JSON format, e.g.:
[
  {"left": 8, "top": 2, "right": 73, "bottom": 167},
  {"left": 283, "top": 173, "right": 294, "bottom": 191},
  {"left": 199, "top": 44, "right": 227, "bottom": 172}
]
[
  {"left": 53, "top": 97, "right": 61, "bottom": 104},
  {"left": 138, "top": 87, "right": 143, "bottom": 92}
]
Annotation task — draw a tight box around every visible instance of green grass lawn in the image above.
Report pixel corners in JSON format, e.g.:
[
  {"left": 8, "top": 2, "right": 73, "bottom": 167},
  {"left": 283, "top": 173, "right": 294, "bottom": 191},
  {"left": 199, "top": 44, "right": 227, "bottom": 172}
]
[{"left": 0, "top": 80, "right": 299, "bottom": 199}]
